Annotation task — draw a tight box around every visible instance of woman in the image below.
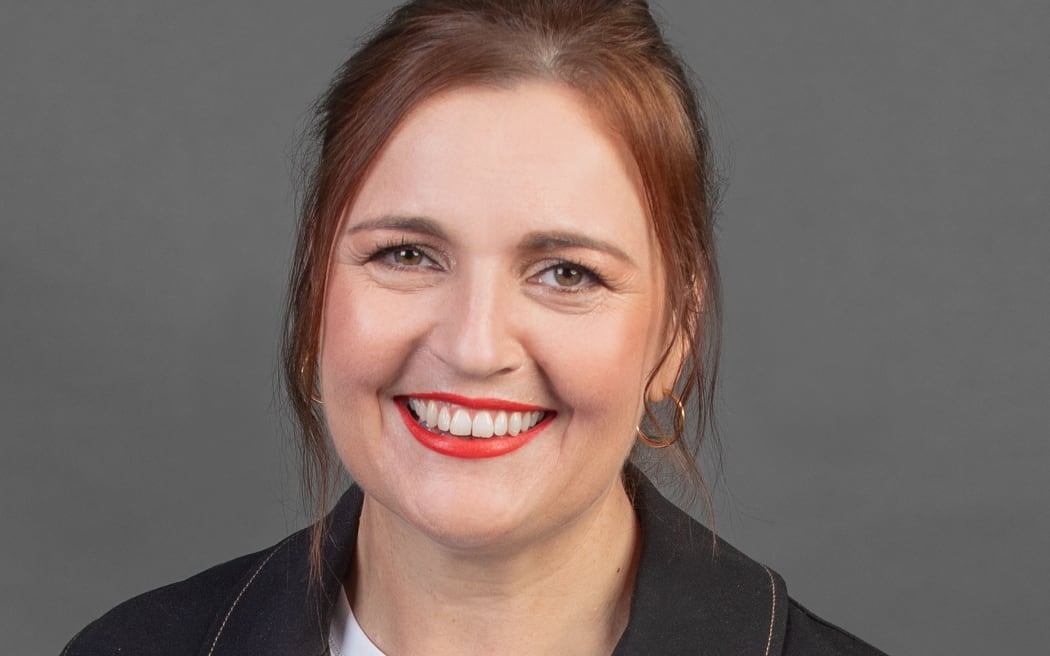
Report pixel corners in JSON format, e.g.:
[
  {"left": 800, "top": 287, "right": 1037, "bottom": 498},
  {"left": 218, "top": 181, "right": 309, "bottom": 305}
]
[{"left": 64, "top": 1, "right": 886, "bottom": 654}]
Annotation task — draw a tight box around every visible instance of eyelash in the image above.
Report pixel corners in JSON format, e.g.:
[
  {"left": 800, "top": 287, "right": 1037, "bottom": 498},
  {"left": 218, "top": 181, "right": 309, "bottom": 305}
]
[
  {"left": 364, "top": 241, "right": 608, "bottom": 292},
  {"left": 366, "top": 241, "right": 441, "bottom": 270},
  {"left": 530, "top": 260, "right": 606, "bottom": 292}
]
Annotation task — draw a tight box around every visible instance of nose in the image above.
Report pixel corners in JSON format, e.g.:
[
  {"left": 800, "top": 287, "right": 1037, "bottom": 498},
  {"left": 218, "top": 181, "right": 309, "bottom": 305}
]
[{"left": 428, "top": 265, "right": 525, "bottom": 378}]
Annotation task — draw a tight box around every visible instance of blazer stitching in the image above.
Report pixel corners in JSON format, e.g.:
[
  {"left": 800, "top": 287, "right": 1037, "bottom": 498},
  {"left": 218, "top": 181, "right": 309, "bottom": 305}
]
[
  {"left": 206, "top": 537, "right": 292, "bottom": 656},
  {"left": 761, "top": 565, "right": 777, "bottom": 656}
]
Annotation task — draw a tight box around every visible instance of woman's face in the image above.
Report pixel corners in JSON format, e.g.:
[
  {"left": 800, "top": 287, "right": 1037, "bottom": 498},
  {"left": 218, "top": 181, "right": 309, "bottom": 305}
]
[{"left": 321, "top": 82, "right": 675, "bottom": 550}]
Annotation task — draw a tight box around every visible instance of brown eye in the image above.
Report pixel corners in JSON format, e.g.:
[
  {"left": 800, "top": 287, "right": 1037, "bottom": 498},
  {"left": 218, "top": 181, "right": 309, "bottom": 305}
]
[
  {"left": 531, "top": 261, "right": 601, "bottom": 292},
  {"left": 393, "top": 247, "right": 424, "bottom": 266},
  {"left": 553, "top": 265, "right": 584, "bottom": 287},
  {"left": 369, "top": 244, "right": 436, "bottom": 270}
]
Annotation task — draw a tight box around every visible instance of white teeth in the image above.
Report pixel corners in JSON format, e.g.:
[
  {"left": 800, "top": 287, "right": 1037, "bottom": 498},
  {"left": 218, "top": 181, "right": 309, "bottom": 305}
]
[
  {"left": 408, "top": 398, "right": 425, "bottom": 417},
  {"left": 493, "top": 411, "right": 508, "bottom": 436},
  {"left": 449, "top": 409, "right": 472, "bottom": 436},
  {"left": 471, "top": 412, "right": 494, "bottom": 438},
  {"left": 406, "top": 398, "right": 547, "bottom": 438}
]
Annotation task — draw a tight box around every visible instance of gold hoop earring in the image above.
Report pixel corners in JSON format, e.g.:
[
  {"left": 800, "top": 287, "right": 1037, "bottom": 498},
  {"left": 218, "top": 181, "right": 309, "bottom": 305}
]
[
  {"left": 636, "top": 393, "right": 685, "bottom": 448},
  {"left": 636, "top": 427, "right": 672, "bottom": 448}
]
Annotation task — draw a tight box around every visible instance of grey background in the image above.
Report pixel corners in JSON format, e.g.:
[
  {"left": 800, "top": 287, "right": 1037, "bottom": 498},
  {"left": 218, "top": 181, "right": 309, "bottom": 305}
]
[{"left": 2, "top": 1, "right": 1047, "bottom": 654}]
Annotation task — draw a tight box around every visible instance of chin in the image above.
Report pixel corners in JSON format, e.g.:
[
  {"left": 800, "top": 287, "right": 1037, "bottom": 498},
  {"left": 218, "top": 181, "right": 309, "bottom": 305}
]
[{"left": 400, "top": 479, "right": 541, "bottom": 551}]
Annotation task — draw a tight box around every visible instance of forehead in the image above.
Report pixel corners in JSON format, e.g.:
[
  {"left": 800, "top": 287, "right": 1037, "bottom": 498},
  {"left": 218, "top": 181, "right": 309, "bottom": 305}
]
[{"left": 346, "top": 82, "right": 652, "bottom": 248}]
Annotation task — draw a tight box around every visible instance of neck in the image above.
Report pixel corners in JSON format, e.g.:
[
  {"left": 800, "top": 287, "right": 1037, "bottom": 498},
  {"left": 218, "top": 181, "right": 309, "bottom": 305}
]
[{"left": 349, "top": 478, "right": 640, "bottom": 656}]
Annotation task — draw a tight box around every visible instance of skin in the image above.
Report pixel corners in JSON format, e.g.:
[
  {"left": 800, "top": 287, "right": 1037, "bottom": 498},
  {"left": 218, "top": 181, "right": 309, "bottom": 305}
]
[{"left": 320, "top": 81, "right": 682, "bottom": 655}]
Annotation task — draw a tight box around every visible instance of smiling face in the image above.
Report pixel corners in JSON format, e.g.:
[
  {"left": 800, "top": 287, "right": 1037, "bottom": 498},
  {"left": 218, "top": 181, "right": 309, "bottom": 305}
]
[{"left": 320, "top": 82, "right": 676, "bottom": 551}]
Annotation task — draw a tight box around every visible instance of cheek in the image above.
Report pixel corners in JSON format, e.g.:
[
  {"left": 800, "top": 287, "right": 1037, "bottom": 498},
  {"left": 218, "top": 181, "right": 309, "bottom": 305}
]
[
  {"left": 536, "top": 300, "right": 664, "bottom": 434},
  {"left": 320, "top": 278, "right": 419, "bottom": 395},
  {"left": 319, "top": 277, "right": 432, "bottom": 480}
]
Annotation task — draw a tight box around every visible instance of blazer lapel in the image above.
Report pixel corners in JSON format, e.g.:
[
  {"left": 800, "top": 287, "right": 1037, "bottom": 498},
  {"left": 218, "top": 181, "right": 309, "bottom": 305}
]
[
  {"left": 613, "top": 470, "right": 788, "bottom": 655},
  {"left": 200, "top": 486, "right": 364, "bottom": 656}
]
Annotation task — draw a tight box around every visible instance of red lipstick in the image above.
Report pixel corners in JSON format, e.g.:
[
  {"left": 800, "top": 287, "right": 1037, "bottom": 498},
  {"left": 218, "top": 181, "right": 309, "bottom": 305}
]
[
  {"left": 405, "top": 392, "right": 547, "bottom": 413},
  {"left": 396, "top": 396, "right": 553, "bottom": 459}
]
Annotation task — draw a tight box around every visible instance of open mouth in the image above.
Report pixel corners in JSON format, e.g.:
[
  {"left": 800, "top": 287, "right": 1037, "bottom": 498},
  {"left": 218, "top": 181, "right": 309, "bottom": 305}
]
[
  {"left": 404, "top": 397, "right": 549, "bottom": 438},
  {"left": 396, "top": 394, "right": 554, "bottom": 458}
]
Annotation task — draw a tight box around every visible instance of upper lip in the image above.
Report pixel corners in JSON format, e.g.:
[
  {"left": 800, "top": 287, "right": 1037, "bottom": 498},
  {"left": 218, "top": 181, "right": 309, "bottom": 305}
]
[{"left": 399, "top": 392, "right": 551, "bottom": 413}]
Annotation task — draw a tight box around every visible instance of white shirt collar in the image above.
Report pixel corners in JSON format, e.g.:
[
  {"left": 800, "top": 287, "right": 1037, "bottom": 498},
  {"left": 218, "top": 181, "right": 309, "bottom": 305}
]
[{"left": 328, "top": 585, "right": 386, "bottom": 656}]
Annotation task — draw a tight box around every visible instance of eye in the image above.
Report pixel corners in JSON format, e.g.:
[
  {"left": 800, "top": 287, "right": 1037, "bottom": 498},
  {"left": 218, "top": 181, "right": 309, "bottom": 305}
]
[
  {"left": 390, "top": 247, "right": 424, "bottom": 266},
  {"left": 533, "top": 262, "right": 600, "bottom": 290},
  {"left": 369, "top": 244, "right": 438, "bottom": 270}
]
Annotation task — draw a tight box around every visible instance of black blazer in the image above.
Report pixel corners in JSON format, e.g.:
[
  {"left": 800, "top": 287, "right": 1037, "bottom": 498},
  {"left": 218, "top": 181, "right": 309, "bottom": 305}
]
[{"left": 63, "top": 471, "right": 887, "bottom": 655}]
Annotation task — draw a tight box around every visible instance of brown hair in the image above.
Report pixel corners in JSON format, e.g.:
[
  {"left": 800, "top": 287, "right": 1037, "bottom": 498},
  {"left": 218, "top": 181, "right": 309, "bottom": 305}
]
[{"left": 282, "top": 0, "right": 722, "bottom": 576}]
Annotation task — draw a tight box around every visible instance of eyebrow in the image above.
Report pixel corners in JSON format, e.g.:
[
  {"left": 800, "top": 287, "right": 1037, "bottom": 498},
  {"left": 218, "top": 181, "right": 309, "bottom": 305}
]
[
  {"left": 345, "top": 216, "right": 634, "bottom": 265},
  {"left": 344, "top": 215, "right": 449, "bottom": 240},
  {"left": 519, "top": 230, "right": 635, "bottom": 266}
]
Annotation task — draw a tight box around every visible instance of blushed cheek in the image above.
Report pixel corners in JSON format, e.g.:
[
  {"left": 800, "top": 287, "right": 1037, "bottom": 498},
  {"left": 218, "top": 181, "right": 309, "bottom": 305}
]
[
  {"left": 323, "top": 290, "right": 416, "bottom": 393},
  {"left": 544, "top": 305, "right": 662, "bottom": 442},
  {"left": 319, "top": 285, "right": 423, "bottom": 477}
]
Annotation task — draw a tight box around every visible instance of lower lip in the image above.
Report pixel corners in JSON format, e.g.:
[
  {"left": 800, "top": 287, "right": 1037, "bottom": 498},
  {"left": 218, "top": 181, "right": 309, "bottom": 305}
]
[{"left": 396, "top": 400, "right": 551, "bottom": 459}]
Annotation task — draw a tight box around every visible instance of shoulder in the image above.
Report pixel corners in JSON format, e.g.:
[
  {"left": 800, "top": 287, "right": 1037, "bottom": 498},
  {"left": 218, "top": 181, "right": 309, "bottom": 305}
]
[
  {"left": 783, "top": 599, "right": 889, "bottom": 656},
  {"left": 61, "top": 487, "right": 365, "bottom": 656},
  {"left": 61, "top": 540, "right": 293, "bottom": 656},
  {"left": 620, "top": 468, "right": 888, "bottom": 655}
]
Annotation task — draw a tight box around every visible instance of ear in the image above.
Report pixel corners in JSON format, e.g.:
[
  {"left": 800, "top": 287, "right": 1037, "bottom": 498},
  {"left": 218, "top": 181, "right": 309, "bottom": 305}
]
[
  {"left": 647, "top": 269, "right": 705, "bottom": 403},
  {"left": 646, "top": 314, "right": 689, "bottom": 404}
]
